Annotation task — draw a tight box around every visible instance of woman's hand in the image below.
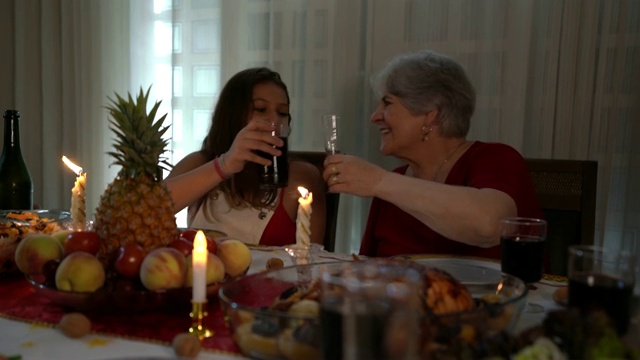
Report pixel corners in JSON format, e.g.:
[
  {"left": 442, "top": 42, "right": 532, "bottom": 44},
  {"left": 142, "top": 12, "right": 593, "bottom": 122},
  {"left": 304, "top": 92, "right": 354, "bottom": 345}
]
[
  {"left": 323, "top": 154, "right": 388, "bottom": 197},
  {"left": 221, "top": 120, "right": 284, "bottom": 175}
]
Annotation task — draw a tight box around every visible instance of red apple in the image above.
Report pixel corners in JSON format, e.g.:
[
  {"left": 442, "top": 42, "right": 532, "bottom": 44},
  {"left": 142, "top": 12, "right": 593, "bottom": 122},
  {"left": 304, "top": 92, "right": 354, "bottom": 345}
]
[
  {"left": 64, "top": 231, "right": 100, "bottom": 256},
  {"left": 205, "top": 236, "right": 217, "bottom": 254},
  {"left": 179, "top": 229, "right": 198, "bottom": 242},
  {"left": 169, "top": 238, "right": 193, "bottom": 257},
  {"left": 179, "top": 229, "right": 217, "bottom": 254},
  {"left": 114, "top": 243, "right": 146, "bottom": 278}
]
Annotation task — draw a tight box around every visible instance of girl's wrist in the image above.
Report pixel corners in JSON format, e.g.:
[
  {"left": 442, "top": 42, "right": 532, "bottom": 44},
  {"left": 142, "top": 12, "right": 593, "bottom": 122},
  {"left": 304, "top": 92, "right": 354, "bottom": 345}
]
[{"left": 213, "top": 154, "right": 232, "bottom": 180}]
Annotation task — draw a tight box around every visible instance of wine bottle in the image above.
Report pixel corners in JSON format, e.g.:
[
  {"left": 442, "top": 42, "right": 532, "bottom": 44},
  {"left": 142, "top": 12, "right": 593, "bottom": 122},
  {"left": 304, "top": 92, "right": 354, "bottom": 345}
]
[{"left": 0, "top": 109, "right": 33, "bottom": 209}]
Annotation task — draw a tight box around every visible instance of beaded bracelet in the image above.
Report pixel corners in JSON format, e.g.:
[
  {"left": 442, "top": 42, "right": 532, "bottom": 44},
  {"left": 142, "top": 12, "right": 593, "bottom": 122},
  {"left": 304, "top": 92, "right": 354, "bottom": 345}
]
[{"left": 213, "top": 156, "right": 231, "bottom": 180}]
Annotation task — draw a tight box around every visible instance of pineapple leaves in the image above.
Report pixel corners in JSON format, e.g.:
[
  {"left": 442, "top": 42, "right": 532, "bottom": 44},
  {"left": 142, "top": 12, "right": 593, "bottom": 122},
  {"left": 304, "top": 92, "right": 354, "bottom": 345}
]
[{"left": 105, "top": 86, "right": 174, "bottom": 180}]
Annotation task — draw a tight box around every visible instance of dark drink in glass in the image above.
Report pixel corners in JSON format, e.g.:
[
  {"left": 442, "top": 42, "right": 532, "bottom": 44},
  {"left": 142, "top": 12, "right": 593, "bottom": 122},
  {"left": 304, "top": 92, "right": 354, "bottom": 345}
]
[
  {"left": 320, "top": 297, "right": 389, "bottom": 360},
  {"left": 257, "top": 136, "right": 289, "bottom": 189},
  {"left": 500, "top": 235, "right": 545, "bottom": 283},
  {"left": 568, "top": 273, "right": 633, "bottom": 335}
]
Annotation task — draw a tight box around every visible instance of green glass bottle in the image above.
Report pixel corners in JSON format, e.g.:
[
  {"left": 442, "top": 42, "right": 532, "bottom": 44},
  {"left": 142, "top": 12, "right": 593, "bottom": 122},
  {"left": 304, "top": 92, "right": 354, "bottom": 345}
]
[{"left": 0, "top": 109, "right": 33, "bottom": 209}]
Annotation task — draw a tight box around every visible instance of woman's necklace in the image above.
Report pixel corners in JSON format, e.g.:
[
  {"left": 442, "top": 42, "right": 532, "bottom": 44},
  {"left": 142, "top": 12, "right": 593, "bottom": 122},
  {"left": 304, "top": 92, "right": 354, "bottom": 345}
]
[{"left": 432, "top": 140, "right": 469, "bottom": 181}]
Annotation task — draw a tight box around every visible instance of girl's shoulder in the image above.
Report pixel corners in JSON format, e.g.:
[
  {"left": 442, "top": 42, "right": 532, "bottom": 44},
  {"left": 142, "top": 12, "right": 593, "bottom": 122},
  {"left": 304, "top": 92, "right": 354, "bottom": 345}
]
[{"left": 166, "top": 151, "right": 209, "bottom": 179}]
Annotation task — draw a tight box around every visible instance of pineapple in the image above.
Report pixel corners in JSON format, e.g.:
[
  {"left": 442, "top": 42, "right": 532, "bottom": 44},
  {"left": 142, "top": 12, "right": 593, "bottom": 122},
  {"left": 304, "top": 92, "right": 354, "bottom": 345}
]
[{"left": 95, "top": 87, "right": 178, "bottom": 266}]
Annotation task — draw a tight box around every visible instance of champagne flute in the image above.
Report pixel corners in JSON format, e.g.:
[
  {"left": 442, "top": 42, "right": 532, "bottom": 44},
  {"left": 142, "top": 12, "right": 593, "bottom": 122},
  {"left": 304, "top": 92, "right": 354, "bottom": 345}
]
[
  {"left": 500, "top": 217, "right": 547, "bottom": 314},
  {"left": 322, "top": 114, "right": 341, "bottom": 154}
]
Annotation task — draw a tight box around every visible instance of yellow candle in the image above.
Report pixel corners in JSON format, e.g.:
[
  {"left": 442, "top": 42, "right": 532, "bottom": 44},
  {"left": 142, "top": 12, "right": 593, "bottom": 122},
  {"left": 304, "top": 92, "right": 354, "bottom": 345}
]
[
  {"left": 296, "top": 186, "right": 313, "bottom": 248},
  {"left": 192, "top": 230, "right": 208, "bottom": 303},
  {"left": 62, "top": 156, "right": 86, "bottom": 227}
]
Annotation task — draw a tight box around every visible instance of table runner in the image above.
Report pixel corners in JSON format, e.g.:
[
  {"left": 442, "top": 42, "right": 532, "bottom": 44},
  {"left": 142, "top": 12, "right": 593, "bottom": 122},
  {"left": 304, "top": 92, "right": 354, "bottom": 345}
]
[{"left": 0, "top": 274, "right": 241, "bottom": 356}]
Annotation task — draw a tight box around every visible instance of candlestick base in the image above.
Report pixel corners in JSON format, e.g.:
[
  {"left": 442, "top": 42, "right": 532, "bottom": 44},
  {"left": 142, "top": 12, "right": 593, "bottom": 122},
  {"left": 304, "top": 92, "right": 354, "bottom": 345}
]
[
  {"left": 285, "top": 243, "right": 324, "bottom": 265},
  {"left": 188, "top": 302, "right": 213, "bottom": 340}
]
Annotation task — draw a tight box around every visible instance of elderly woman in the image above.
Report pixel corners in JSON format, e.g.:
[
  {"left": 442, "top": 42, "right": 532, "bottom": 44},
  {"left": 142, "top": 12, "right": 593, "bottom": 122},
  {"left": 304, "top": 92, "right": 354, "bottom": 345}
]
[{"left": 324, "top": 50, "right": 542, "bottom": 258}]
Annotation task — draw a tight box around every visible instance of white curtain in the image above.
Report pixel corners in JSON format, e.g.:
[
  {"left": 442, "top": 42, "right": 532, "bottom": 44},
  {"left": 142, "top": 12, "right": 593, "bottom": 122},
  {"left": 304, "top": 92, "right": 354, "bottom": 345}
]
[{"left": 2, "top": 0, "right": 638, "bottom": 261}]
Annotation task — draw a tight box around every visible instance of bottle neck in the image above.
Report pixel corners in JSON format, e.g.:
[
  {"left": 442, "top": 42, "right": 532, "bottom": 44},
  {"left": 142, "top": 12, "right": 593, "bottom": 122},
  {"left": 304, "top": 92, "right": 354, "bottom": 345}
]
[{"left": 2, "top": 113, "right": 21, "bottom": 154}]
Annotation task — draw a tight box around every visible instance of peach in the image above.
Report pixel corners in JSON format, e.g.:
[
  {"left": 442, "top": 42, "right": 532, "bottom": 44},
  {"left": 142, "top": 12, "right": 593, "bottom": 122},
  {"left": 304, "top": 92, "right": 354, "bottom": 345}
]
[
  {"left": 184, "top": 252, "right": 225, "bottom": 286},
  {"left": 139, "top": 247, "right": 187, "bottom": 291},
  {"left": 55, "top": 252, "right": 106, "bottom": 292},
  {"left": 14, "top": 234, "right": 64, "bottom": 275},
  {"left": 216, "top": 239, "right": 252, "bottom": 278}
]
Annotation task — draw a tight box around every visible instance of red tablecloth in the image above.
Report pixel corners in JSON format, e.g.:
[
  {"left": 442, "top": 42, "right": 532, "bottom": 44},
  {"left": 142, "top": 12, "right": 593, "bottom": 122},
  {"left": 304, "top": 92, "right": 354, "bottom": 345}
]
[{"left": 0, "top": 274, "right": 241, "bottom": 356}]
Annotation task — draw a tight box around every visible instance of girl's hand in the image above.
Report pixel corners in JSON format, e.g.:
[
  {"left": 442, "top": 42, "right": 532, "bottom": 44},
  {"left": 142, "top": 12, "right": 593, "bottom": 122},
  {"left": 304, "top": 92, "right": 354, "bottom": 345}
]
[{"left": 221, "top": 120, "right": 284, "bottom": 175}]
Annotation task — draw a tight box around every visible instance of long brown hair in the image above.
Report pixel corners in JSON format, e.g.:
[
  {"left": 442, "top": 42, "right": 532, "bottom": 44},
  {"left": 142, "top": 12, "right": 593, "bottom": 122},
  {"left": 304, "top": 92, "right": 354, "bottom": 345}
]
[{"left": 189, "top": 68, "right": 291, "bottom": 222}]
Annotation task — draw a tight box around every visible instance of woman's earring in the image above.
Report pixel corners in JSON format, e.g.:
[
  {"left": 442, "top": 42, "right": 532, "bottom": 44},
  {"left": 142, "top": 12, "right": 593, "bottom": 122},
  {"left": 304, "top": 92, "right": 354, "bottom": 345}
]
[{"left": 421, "top": 126, "right": 432, "bottom": 141}]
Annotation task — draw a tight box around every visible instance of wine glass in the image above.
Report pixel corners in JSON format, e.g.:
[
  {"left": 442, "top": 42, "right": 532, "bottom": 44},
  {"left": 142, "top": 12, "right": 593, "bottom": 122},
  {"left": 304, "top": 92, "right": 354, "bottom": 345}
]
[{"left": 500, "top": 217, "right": 547, "bottom": 314}]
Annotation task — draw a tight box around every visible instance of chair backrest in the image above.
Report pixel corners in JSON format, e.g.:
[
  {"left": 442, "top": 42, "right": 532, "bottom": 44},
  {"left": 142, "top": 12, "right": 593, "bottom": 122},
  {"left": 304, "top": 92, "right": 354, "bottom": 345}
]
[
  {"left": 289, "top": 151, "right": 340, "bottom": 252},
  {"left": 525, "top": 158, "right": 598, "bottom": 275}
]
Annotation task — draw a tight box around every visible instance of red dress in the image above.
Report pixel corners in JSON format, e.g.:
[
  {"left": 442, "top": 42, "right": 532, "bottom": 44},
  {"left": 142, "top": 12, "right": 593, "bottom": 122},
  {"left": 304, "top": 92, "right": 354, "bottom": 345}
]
[
  {"left": 359, "top": 141, "right": 543, "bottom": 259},
  {"left": 259, "top": 190, "right": 296, "bottom": 246}
]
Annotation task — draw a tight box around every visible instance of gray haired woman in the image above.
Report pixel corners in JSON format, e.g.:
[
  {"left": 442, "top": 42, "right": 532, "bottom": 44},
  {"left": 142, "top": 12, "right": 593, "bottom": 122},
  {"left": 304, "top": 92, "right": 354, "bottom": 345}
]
[{"left": 323, "top": 50, "right": 543, "bottom": 258}]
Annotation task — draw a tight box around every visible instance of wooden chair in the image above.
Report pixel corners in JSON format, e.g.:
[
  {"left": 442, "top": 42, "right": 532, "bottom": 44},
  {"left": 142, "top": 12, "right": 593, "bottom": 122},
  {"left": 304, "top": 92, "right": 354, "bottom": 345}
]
[
  {"left": 289, "top": 151, "right": 340, "bottom": 252},
  {"left": 525, "top": 158, "right": 598, "bottom": 275}
]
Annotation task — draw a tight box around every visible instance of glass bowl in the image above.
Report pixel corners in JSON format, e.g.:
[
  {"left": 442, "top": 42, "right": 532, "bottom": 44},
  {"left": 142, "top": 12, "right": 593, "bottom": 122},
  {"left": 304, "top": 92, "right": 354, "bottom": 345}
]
[
  {"left": 218, "top": 260, "right": 528, "bottom": 360},
  {"left": 0, "top": 210, "right": 72, "bottom": 274}
]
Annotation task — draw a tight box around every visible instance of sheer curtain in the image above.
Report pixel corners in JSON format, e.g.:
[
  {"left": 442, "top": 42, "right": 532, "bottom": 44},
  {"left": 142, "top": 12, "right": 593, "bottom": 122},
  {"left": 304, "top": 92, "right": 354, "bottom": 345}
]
[{"left": 2, "top": 0, "right": 637, "bottom": 261}]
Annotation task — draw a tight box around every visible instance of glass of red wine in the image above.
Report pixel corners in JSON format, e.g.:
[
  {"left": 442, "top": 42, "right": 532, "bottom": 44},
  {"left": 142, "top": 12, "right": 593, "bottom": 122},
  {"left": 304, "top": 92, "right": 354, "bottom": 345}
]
[
  {"left": 318, "top": 259, "right": 424, "bottom": 360},
  {"left": 500, "top": 217, "right": 547, "bottom": 314},
  {"left": 568, "top": 245, "right": 636, "bottom": 335}
]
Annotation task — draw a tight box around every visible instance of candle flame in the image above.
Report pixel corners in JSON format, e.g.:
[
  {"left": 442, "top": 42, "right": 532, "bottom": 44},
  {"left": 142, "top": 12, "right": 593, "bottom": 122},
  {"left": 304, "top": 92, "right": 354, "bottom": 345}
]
[
  {"left": 62, "top": 156, "right": 84, "bottom": 175},
  {"left": 194, "top": 230, "right": 208, "bottom": 252},
  {"left": 297, "top": 186, "right": 309, "bottom": 199}
]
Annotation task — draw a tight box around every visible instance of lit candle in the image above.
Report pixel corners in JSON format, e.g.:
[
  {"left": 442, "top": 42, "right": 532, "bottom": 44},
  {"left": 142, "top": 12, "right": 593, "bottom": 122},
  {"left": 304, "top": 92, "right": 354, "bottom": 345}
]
[
  {"left": 192, "top": 230, "right": 208, "bottom": 303},
  {"left": 62, "top": 156, "right": 86, "bottom": 227},
  {"left": 296, "top": 186, "right": 313, "bottom": 248}
]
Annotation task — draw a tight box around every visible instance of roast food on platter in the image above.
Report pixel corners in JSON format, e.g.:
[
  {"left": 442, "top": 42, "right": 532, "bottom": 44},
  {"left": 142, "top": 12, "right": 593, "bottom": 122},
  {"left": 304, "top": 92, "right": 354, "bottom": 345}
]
[
  {"left": 14, "top": 89, "right": 252, "bottom": 313},
  {"left": 219, "top": 260, "right": 528, "bottom": 360},
  {"left": 0, "top": 210, "right": 71, "bottom": 274}
]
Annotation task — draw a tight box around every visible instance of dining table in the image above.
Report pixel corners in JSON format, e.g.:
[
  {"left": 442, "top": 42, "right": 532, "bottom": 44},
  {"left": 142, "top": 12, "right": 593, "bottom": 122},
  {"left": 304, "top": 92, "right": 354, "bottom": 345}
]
[{"left": 0, "top": 247, "right": 637, "bottom": 360}]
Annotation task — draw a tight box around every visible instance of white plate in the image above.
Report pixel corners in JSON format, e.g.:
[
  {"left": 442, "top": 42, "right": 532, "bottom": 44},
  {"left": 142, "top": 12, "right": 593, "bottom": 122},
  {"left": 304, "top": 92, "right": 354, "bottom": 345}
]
[{"left": 394, "top": 255, "right": 502, "bottom": 285}]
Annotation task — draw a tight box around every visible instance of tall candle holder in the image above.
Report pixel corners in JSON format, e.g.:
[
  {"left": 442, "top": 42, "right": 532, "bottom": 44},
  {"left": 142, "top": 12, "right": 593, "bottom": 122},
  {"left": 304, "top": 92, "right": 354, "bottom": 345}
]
[{"left": 189, "top": 301, "right": 213, "bottom": 340}]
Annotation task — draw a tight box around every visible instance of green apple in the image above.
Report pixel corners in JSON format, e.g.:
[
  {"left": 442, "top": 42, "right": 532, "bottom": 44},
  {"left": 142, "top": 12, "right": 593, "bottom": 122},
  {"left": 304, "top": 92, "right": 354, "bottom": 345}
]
[
  {"left": 14, "top": 234, "right": 64, "bottom": 275},
  {"left": 139, "top": 247, "right": 187, "bottom": 291},
  {"left": 55, "top": 252, "right": 105, "bottom": 292},
  {"left": 184, "top": 253, "right": 225, "bottom": 287},
  {"left": 216, "top": 239, "right": 252, "bottom": 278},
  {"left": 52, "top": 229, "right": 73, "bottom": 247}
]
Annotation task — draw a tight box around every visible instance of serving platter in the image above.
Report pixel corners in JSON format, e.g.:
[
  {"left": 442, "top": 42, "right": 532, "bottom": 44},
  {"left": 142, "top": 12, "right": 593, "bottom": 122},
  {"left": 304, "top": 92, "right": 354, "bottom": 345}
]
[
  {"left": 0, "top": 210, "right": 71, "bottom": 274},
  {"left": 393, "top": 254, "right": 503, "bottom": 288},
  {"left": 27, "top": 274, "right": 222, "bottom": 314},
  {"left": 394, "top": 253, "right": 501, "bottom": 269}
]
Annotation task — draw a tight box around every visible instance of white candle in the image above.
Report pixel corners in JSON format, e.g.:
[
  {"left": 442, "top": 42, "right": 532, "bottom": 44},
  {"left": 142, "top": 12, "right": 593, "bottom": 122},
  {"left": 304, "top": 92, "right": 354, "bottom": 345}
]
[
  {"left": 296, "top": 186, "right": 313, "bottom": 248},
  {"left": 192, "top": 230, "right": 208, "bottom": 303},
  {"left": 62, "top": 156, "right": 86, "bottom": 227}
]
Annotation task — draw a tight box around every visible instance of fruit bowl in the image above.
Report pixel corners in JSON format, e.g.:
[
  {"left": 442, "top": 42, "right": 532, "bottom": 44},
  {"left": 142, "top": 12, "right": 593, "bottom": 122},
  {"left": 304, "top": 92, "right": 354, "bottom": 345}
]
[
  {"left": 219, "top": 260, "right": 528, "bottom": 360},
  {"left": 27, "top": 273, "right": 223, "bottom": 314},
  {"left": 0, "top": 210, "right": 72, "bottom": 274}
]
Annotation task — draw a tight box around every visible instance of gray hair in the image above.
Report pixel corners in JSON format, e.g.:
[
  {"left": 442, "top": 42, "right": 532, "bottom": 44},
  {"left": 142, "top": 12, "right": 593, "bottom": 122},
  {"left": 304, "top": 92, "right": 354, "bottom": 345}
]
[{"left": 370, "top": 50, "right": 475, "bottom": 137}]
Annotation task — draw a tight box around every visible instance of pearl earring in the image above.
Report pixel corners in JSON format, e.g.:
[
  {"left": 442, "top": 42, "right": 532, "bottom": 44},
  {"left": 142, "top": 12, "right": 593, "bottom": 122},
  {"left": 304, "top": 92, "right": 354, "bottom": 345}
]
[{"left": 421, "top": 126, "right": 432, "bottom": 141}]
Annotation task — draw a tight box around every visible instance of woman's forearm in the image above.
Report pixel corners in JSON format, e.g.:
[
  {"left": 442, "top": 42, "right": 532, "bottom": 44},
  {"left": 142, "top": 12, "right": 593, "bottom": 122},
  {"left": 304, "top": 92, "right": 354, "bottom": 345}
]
[{"left": 373, "top": 172, "right": 517, "bottom": 247}]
